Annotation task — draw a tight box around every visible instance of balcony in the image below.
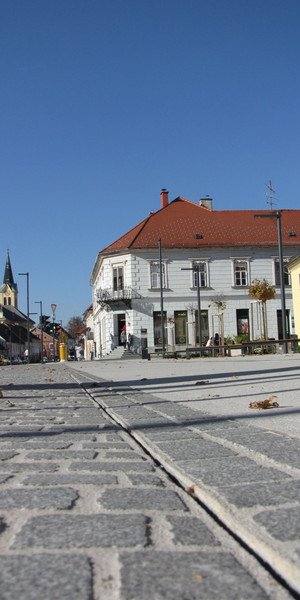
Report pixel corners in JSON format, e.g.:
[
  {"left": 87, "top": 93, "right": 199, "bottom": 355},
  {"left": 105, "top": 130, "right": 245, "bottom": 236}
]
[{"left": 97, "top": 287, "right": 141, "bottom": 308}]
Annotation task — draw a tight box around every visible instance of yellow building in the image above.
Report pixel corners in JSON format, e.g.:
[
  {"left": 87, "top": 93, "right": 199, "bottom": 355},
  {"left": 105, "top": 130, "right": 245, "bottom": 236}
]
[{"left": 288, "top": 255, "right": 300, "bottom": 339}]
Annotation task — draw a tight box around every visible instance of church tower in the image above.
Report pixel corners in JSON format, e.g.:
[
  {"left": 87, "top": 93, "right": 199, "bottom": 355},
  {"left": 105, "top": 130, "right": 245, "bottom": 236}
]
[{"left": 0, "top": 250, "right": 18, "bottom": 308}]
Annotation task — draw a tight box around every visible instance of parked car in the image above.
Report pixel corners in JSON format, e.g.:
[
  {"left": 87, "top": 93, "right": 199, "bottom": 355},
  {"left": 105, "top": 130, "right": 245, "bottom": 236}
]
[{"left": 12, "top": 356, "right": 26, "bottom": 364}]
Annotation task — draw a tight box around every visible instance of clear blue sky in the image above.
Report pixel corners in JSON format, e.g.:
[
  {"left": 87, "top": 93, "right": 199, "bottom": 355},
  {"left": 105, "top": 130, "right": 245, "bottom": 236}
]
[{"left": 1, "top": 0, "right": 300, "bottom": 326}]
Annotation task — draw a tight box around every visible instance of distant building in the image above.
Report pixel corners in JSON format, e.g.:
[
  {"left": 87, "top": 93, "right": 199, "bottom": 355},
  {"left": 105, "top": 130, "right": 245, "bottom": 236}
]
[
  {"left": 90, "top": 191, "right": 300, "bottom": 357},
  {"left": 288, "top": 255, "right": 300, "bottom": 340},
  {"left": 0, "top": 251, "right": 37, "bottom": 359}
]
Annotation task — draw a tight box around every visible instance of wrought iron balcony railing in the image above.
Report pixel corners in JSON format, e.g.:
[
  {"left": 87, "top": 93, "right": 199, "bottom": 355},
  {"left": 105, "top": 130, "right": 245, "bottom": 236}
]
[{"left": 96, "top": 287, "right": 141, "bottom": 307}]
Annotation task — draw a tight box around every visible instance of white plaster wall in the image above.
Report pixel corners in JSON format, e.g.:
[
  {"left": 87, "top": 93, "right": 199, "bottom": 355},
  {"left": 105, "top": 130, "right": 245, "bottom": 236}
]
[{"left": 92, "top": 246, "right": 298, "bottom": 354}]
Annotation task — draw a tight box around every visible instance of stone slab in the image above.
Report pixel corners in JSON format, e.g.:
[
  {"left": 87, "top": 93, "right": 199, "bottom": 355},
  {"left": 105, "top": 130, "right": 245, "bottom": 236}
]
[
  {"left": 0, "top": 554, "right": 93, "bottom": 600},
  {"left": 119, "top": 551, "right": 268, "bottom": 599},
  {"left": 13, "top": 514, "right": 149, "bottom": 548},
  {"left": 99, "top": 488, "right": 188, "bottom": 511}
]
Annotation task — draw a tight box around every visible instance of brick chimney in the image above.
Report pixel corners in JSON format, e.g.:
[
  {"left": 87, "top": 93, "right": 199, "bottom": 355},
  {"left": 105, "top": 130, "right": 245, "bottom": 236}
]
[
  {"left": 199, "top": 197, "right": 212, "bottom": 210},
  {"left": 160, "top": 189, "right": 169, "bottom": 209}
]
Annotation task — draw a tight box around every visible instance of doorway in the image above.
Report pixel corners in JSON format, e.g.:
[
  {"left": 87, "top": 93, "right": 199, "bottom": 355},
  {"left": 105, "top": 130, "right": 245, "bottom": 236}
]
[
  {"left": 117, "top": 313, "right": 126, "bottom": 345},
  {"left": 277, "top": 310, "right": 290, "bottom": 339}
]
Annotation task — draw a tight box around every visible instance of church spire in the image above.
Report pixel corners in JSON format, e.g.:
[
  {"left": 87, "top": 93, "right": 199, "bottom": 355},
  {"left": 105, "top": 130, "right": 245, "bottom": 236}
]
[
  {"left": 0, "top": 250, "right": 18, "bottom": 307},
  {"left": 3, "top": 250, "right": 15, "bottom": 285}
]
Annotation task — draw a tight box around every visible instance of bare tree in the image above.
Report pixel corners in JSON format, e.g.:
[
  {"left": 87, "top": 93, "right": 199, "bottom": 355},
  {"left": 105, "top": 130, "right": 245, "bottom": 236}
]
[
  {"left": 248, "top": 279, "right": 275, "bottom": 340},
  {"left": 66, "top": 316, "right": 84, "bottom": 340}
]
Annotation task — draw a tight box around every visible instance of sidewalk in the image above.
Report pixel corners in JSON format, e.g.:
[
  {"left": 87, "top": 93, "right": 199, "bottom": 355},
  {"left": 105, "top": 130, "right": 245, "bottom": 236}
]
[
  {"left": 71, "top": 354, "right": 300, "bottom": 596},
  {"left": 0, "top": 356, "right": 299, "bottom": 599}
]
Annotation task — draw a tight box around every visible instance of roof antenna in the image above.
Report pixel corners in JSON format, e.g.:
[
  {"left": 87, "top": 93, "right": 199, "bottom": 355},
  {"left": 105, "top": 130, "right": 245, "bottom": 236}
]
[{"left": 265, "top": 180, "right": 278, "bottom": 209}]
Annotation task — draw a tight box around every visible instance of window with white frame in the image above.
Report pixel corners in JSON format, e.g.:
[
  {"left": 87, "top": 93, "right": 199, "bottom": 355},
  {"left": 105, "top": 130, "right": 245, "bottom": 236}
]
[
  {"left": 232, "top": 259, "right": 249, "bottom": 287},
  {"left": 192, "top": 261, "right": 208, "bottom": 288},
  {"left": 113, "top": 266, "right": 124, "bottom": 291},
  {"left": 273, "top": 259, "right": 290, "bottom": 286},
  {"left": 150, "top": 261, "right": 166, "bottom": 289}
]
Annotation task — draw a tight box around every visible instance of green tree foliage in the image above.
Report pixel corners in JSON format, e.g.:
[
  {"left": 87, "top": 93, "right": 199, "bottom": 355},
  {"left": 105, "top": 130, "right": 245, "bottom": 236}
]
[{"left": 248, "top": 279, "right": 275, "bottom": 340}]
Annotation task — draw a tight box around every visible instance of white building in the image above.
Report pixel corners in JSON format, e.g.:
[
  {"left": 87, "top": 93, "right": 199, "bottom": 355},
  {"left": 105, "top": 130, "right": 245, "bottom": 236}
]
[{"left": 90, "top": 191, "right": 300, "bottom": 357}]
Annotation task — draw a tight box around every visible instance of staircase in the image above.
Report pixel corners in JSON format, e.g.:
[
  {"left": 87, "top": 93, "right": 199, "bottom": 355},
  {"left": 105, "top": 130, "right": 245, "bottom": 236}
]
[{"left": 101, "top": 346, "right": 139, "bottom": 360}]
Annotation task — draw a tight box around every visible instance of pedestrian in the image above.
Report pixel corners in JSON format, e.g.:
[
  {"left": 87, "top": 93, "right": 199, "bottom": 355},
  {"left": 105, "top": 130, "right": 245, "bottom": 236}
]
[
  {"left": 127, "top": 333, "right": 133, "bottom": 350},
  {"left": 120, "top": 329, "right": 126, "bottom": 347}
]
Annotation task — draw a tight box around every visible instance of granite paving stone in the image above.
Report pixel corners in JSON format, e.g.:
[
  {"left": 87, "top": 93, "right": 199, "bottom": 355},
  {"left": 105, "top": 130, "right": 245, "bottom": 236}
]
[
  {"left": 24, "top": 449, "right": 97, "bottom": 460},
  {"left": 23, "top": 473, "right": 118, "bottom": 486},
  {"left": 98, "top": 488, "right": 188, "bottom": 511},
  {"left": 154, "top": 439, "right": 236, "bottom": 459},
  {"left": 254, "top": 506, "right": 300, "bottom": 541},
  {"left": 166, "top": 515, "right": 221, "bottom": 546},
  {"left": 13, "top": 514, "right": 149, "bottom": 548},
  {"left": 126, "top": 473, "right": 165, "bottom": 486},
  {"left": 0, "top": 487, "right": 78, "bottom": 509},
  {"left": 0, "top": 462, "right": 59, "bottom": 472},
  {"left": 217, "top": 480, "right": 300, "bottom": 508},
  {"left": 177, "top": 456, "right": 291, "bottom": 486},
  {"left": 0, "top": 554, "right": 93, "bottom": 600},
  {"left": 119, "top": 551, "right": 269, "bottom": 599},
  {"left": 69, "top": 460, "right": 154, "bottom": 472}
]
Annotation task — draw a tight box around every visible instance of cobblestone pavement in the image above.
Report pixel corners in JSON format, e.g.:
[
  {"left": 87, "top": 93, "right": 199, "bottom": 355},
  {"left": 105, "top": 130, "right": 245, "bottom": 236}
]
[{"left": 0, "top": 360, "right": 299, "bottom": 599}]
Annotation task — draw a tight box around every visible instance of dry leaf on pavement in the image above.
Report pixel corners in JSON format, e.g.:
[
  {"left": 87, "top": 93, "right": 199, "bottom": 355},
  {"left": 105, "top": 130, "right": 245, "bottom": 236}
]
[{"left": 249, "top": 396, "right": 279, "bottom": 409}]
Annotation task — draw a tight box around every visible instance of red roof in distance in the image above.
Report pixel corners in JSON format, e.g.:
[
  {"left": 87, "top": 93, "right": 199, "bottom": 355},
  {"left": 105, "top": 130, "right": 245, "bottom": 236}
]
[{"left": 101, "top": 197, "right": 300, "bottom": 253}]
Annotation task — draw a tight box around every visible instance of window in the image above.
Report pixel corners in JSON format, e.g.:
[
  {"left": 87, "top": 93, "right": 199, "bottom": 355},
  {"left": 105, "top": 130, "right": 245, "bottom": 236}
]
[
  {"left": 150, "top": 262, "right": 166, "bottom": 289},
  {"left": 274, "top": 260, "right": 290, "bottom": 286},
  {"left": 113, "top": 266, "right": 124, "bottom": 292},
  {"left": 233, "top": 260, "right": 248, "bottom": 286},
  {"left": 192, "top": 262, "right": 207, "bottom": 287}
]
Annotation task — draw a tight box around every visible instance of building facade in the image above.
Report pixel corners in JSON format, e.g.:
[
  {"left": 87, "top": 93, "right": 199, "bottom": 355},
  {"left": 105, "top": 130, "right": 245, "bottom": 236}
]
[
  {"left": 288, "top": 255, "right": 300, "bottom": 340},
  {"left": 91, "top": 192, "right": 300, "bottom": 357}
]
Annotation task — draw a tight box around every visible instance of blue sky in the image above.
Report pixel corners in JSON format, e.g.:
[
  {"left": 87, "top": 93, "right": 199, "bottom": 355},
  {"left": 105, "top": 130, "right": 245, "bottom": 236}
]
[{"left": 1, "top": 0, "right": 300, "bottom": 326}]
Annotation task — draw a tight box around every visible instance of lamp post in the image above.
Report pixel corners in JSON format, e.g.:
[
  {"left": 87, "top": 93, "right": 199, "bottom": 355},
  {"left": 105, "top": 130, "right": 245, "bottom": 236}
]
[
  {"left": 254, "top": 211, "right": 287, "bottom": 353},
  {"left": 35, "top": 301, "right": 43, "bottom": 363},
  {"left": 18, "top": 272, "right": 30, "bottom": 363},
  {"left": 158, "top": 239, "right": 165, "bottom": 353}
]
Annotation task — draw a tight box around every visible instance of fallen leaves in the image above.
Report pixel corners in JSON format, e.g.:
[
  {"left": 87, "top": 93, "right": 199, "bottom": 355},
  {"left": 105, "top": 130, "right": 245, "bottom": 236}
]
[
  {"left": 185, "top": 484, "right": 197, "bottom": 498},
  {"left": 0, "top": 389, "right": 3, "bottom": 398},
  {"left": 249, "top": 396, "right": 279, "bottom": 409},
  {"left": 6, "top": 400, "right": 15, "bottom": 407},
  {"left": 195, "top": 380, "right": 209, "bottom": 385},
  {"left": 192, "top": 573, "right": 205, "bottom": 581}
]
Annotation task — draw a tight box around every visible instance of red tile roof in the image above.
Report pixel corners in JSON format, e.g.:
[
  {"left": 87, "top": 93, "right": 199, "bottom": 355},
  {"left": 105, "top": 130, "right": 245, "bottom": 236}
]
[{"left": 101, "top": 197, "right": 300, "bottom": 253}]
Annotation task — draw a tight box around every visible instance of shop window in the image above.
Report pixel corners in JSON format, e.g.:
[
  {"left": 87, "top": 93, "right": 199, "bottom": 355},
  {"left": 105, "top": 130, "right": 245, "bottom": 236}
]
[
  {"left": 174, "top": 310, "right": 187, "bottom": 345},
  {"left": 153, "top": 311, "right": 167, "bottom": 345}
]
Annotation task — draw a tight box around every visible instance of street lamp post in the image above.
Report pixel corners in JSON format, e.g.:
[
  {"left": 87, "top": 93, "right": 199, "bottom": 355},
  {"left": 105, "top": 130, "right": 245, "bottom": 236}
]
[
  {"left": 254, "top": 211, "right": 287, "bottom": 353},
  {"left": 18, "top": 272, "right": 30, "bottom": 363},
  {"left": 35, "top": 301, "right": 43, "bottom": 363},
  {"left": 158, "top": 239, "right": 165, "bottom": 353}
]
